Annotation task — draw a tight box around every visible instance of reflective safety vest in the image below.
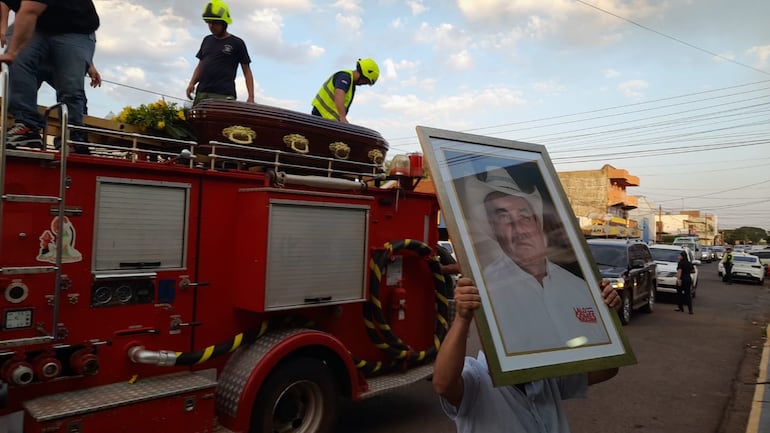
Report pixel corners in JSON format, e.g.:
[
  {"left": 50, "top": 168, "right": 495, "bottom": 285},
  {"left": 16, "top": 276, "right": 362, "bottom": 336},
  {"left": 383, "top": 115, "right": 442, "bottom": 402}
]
[
  {"left": 724, "top": 253, "right": 733, "bottom": 263},
  {"left": 312, "top": 70, "right": 354, "bottom": 121}
]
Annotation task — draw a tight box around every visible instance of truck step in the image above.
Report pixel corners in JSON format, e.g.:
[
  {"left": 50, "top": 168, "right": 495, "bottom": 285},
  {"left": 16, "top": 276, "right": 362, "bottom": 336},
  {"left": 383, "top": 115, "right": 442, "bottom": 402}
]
[
  {"left": 23, "top": 370, "right": 217, "bottom": 422},
  {"left": 360, "top": 363, "right": 433, "bottom": 399}
]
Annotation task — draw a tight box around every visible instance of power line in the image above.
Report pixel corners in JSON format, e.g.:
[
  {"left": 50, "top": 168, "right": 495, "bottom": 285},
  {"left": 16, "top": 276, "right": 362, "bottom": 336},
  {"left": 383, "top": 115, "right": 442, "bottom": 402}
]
[
  {"left": 386, "top": 79, "right": 770, "bottom": 144},
  {"left": 574, "top": 0, "right": 770, "bottom": 76},
  {"left": 101, "top": 79, "right": 189, "bottom": 104}
]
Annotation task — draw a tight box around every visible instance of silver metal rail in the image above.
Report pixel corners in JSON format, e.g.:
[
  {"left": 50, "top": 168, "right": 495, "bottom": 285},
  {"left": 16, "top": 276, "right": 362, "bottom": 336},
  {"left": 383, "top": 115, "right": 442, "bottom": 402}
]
[{"left": 0, "top": 64, "right": 70, "bottom": 345}]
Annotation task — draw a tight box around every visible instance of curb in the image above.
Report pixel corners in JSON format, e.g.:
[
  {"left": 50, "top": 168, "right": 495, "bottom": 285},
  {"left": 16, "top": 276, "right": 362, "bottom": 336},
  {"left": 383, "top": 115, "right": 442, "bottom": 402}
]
[{"left": 747, "top": 324, "right": 770, "bottom": 433}]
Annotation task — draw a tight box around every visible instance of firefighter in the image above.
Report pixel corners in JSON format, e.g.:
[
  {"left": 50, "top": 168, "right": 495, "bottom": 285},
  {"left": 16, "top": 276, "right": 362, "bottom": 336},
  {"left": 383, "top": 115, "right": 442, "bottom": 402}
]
[
  {"left": 0, "top": 0, "right": 99, "bottom": 152},
  {"left": 311, "top": 58, "right": 379, "bottom": 123},
  {"left": 187, "top": 0, "right": 255, "bottom": 106}
]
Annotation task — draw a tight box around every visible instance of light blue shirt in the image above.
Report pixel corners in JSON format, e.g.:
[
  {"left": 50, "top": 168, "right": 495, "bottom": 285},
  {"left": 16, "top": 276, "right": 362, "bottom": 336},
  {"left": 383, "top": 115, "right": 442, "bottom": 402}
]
[{"left": 440, "top": 352, "right": 587, "bottom": 433}]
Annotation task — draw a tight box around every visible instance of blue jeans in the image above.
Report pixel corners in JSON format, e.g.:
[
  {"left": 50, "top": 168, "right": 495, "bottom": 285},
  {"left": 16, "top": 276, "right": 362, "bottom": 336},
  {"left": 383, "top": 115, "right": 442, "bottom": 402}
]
[{"left": 9, "top": 31, "right": 96, "bottom": 130}]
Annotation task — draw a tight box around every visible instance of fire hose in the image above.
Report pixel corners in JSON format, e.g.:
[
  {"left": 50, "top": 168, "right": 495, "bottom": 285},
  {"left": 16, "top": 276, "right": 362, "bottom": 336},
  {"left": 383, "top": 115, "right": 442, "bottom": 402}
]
[
  {"left": 354, "top": 239, "right": 453, "bottom": 375},
  {"left": 129, "top": 317, "right": 311, "bottom": 367}
]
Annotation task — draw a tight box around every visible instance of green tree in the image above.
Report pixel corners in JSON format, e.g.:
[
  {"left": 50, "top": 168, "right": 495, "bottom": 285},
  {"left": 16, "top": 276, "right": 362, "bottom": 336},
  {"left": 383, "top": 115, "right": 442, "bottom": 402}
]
[{"left": 722, "top": 226, "right": 768, "bottom": 245}]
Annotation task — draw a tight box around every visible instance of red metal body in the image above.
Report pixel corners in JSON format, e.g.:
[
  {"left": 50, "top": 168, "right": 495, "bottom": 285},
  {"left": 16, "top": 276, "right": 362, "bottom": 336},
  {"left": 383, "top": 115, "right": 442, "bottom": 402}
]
[{"left": 0, "top": 121, "right": 445, "bottom": 433}]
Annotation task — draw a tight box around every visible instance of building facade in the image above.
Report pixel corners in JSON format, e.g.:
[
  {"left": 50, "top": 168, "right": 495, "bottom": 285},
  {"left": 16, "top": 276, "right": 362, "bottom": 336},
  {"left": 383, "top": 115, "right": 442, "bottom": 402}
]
[{"left": 557, "top": 164, "right": 640, "bottom": 238}]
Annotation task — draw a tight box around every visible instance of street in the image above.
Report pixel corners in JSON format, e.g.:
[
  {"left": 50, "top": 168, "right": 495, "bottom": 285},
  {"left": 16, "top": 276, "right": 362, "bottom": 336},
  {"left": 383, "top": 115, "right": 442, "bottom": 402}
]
[{"left": 338, "top": 261, "right": 770, "bottom": 433}]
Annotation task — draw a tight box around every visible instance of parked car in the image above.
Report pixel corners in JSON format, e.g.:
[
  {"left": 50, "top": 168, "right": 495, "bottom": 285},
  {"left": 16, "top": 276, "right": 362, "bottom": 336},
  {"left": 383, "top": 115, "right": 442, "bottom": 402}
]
[
  {"left": 753, "top": 249, "right": 770, "bottom": 276},
  {"left": 718, "top": 252, "right": 766, "bottom": 284},
  {"left": 672, "top": 239, "right": 701, "bottom": 259},
  {"left": 699, "top": 247, "right": 714, "bottom": 263},
  {"left": 649, "top": 244, "right": 700, "bottom": 298},
  {"left": 712, "top": 245, "right": 725, "bottom": 260},
  {"left": 587, "top": 239, "right": 657, "bottom": 325}
]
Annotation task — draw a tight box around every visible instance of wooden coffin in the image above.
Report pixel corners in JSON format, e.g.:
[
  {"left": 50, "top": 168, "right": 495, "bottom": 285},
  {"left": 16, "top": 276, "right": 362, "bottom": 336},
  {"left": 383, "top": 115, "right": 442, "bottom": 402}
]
[{"left": 188, "top": 100, "right": 388, "bottom": 175}]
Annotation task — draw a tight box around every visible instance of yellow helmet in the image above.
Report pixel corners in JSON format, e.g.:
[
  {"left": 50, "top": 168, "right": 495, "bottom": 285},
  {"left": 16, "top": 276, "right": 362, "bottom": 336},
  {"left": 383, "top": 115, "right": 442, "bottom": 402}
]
[
  {"left": 202, "top": 0, "right": 232, "bottom": 25},
  {"left": 356, "top": 58, "right": 380, "bottom": 85}
]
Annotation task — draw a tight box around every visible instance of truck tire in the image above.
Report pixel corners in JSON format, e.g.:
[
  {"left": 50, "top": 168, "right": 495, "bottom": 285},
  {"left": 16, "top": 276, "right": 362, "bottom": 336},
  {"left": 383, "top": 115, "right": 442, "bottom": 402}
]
[{"left": 251, "top": 357, "right": 338, "bottom": 433}]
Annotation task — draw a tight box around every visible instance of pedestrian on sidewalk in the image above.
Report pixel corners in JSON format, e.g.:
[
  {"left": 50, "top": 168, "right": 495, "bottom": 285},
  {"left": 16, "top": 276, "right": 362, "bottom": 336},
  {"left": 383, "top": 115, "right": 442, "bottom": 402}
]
[{"left": 675, "top": 250, "right": 694, "bottom": 314}]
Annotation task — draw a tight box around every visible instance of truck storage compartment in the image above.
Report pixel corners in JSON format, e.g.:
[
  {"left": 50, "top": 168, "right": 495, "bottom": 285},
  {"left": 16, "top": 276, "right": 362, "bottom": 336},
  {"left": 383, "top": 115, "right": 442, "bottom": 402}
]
[{"left": 234, "top": 190, "right": 371, "bottom": 312}]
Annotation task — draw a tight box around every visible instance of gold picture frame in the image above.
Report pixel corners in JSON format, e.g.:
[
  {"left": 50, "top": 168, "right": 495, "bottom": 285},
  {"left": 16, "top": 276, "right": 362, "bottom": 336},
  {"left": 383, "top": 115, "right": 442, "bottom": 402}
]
[{"left": 417, "top": 126, "right": 636, "bottom": 386}]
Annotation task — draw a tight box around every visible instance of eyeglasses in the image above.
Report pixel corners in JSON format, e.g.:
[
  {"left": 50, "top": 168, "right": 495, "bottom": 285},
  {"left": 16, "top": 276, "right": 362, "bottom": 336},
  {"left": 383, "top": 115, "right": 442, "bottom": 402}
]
[{"left": 490, "top": 209, "right": 537, "bottom": 227}]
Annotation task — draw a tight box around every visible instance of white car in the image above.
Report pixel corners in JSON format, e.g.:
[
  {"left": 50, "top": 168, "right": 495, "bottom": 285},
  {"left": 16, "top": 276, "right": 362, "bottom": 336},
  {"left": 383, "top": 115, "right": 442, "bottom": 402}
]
[
  {"left": 437, "top": 240, "right": 456, "bottom": 262},
  {"left": 649, "top": 244, "right": 700, "bottom": 296},
  {"left": 752, "top": 249, "right": 770, "bottom": 276},
  {"left": 718, "top": 252, "right": 766, "bottom": 284}
]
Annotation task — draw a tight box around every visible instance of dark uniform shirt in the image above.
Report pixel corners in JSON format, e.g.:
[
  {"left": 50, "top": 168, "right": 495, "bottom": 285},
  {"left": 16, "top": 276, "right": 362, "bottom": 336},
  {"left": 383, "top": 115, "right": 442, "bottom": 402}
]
[
  {"left": 35, "top": 0, "right": 100, "bottom": 34},
  {"left": 195, "top": 34, "right": 251, "bottom": 98}
]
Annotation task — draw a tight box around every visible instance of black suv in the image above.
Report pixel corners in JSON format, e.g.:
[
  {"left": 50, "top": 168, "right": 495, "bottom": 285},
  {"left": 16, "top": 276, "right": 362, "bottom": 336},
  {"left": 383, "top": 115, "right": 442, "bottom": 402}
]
[{"left": 586, "top": 239, "right": 657, "bottom": 325}]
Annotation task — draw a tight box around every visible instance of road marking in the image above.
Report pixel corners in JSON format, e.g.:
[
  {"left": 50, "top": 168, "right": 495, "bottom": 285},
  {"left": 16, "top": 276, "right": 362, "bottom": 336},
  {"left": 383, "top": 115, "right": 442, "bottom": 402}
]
[{"left": 746, "top": 324, "right": 770, "bottom": 433}]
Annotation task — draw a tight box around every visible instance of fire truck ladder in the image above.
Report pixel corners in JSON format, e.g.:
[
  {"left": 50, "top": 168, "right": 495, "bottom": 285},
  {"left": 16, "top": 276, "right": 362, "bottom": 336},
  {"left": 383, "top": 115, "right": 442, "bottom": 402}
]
[{"left": 0, "top": 65, "right": 69, "bottom": 348}]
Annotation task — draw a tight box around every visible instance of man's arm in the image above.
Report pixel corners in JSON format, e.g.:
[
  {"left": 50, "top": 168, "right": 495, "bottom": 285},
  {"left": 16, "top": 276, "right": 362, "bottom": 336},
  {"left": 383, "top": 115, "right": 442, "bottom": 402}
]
[
  {"left": 87, "top": 63, "right": 101, "bottom": 88},
  {"left": 186, "top": 61, "right": 202, "bottom": 100},
  {"left": 440, "top": 263, "right": 461, "bottom": 275},
  {"left": 587, "top": 279, "right": 621, "bottom": 386},
  {"left": 0, "top": 0, "right": 45, "bottom": 62},
  {"left": 0, "top": 3, "right": 10, "bottom": 48},
  {"left": 433, "top": 277, "right": 480, "bottom": 409},
  {"left": 334, "top": 88, "right": 347, "bottom": 123},
  {"left": 241, "top": 63, "right": 254, "bottom": 103}
]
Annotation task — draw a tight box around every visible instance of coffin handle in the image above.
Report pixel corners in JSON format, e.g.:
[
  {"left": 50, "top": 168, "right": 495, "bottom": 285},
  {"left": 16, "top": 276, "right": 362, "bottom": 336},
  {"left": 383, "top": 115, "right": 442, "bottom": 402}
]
[
  {"left": 221, "top": 125, "right": 257, "bottom": 145},
  {"left": 283, "top": 133, "right": 310, "bottom": 154},
  {"left": 329, "top": 142, "right": 350, "bottom": 160}
]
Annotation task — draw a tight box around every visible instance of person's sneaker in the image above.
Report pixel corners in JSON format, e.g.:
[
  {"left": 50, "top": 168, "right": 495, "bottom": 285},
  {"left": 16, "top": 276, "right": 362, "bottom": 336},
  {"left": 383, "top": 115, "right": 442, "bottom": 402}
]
[
  {"left": 6, "top": 123, "right": 43, "bottom": 149},
  {"left": 69, "top": 131, "right": 91, "bottom": 155}
]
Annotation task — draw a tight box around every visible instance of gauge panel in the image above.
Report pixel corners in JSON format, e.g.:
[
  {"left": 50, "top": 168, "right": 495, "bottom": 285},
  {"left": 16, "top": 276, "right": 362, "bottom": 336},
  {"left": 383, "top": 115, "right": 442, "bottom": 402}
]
[
  {"left": 90, "top": 278, "right": 155, "bottom": 307},
  {"left": 3, "top": 308, "right": 33, "bottom": 330}
]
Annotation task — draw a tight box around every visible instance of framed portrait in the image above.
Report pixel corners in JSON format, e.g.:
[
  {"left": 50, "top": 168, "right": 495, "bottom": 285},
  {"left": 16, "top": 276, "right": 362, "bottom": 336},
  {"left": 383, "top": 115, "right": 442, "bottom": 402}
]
[{"left": 416, "top": 126, "right": 636, "bottom": 386}]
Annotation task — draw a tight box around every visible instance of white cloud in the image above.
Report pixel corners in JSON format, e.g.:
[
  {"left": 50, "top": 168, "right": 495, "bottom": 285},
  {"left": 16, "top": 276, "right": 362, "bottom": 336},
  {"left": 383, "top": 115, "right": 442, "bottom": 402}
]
[
  {"left": 407, "top": 0, "right": 429, "bottom": 16},
  {"left": 449, "top": 50, "right": 473, "bottom": 70},
  {"left": 398, "top": 77, "right": 436, "bottom": 92},
  {"left": 604, "top": 69, "right": 620, "bottom": 79},
  {"left": 455, "top": 0, "right": 669, "bottom": 48},
  {"left": 384, "top": 59, "right": 399, "bottom": 80},
  {"left": 335, "top": 13, "right": 363, "bottom": 33},
  {"left": 531, "top": 80, "right": 566, "bottom": 95},
  {"left": 414, "top": 22, "right": 472, "bottom": 51},
  {"left": 747, "top": 45, "right": 770, "bottom": 68},
  {"left": 237, "top": 8, "right": 326, "bottom": 63},
  {"left": 241, "top": 0, "right": 313, "bottom": 11},
  {"left": 382, "top": 86, "right": 526, "bottom": 118},
  {"left": 713, "top": 52, "right": 736, "bottom": 63},
  {"left": 618, "top": 80, "right": 649, "bottom": 98},
  {"left": 332, "top": 0, "right": 363, "bottom": 14}
]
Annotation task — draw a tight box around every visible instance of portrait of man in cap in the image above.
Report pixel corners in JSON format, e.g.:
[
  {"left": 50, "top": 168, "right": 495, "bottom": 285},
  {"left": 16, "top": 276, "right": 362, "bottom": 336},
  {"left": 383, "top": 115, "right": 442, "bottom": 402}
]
[{"left": 460, "top": 164, "right": 611, "bottom": 355}]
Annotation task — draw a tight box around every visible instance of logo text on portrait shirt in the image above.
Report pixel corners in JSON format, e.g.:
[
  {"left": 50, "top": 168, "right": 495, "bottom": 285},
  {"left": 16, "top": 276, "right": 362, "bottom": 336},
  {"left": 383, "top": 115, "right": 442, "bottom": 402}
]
[{"left": 574, "top": 306, "right": 597, "bottom": 323}]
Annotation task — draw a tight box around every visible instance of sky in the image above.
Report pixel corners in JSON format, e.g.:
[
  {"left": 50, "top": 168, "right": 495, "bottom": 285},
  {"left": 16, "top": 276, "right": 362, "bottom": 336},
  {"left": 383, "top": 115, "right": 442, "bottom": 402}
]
[{"left": 27, "top": 0, "right": 770, "bottom": 230}]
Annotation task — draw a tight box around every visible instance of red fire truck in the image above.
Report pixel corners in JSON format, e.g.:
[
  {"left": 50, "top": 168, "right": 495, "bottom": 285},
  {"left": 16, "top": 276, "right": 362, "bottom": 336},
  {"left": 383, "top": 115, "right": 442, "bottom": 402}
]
[{"left": 0, "top": 96, "right": 453, "bottom": 432}]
